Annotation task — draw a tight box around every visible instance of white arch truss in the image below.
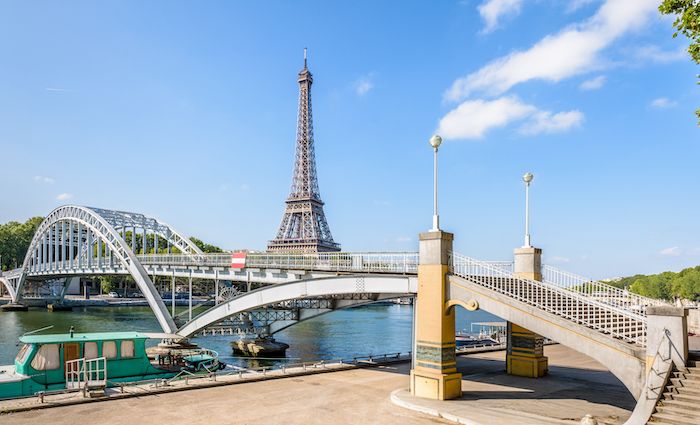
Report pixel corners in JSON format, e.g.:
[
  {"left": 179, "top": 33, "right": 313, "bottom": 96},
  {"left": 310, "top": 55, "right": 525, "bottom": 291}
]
[
  {"left": 177, "top": 275, "right": 418, "bottom": 337},
  {"left": 16, "top": 205, "right": 180, "bottom": 333}
]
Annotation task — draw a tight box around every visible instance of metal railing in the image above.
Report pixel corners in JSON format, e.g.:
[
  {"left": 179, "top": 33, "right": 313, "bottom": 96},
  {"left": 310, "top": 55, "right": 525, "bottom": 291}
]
[
  {"left": 450, "top": 253, "right": 647, "bottom": 346},
  {"left": 542, "top": 265, "right": 668, "bottom": 315},
  {"left": 136, "top": 252, "right": 420, "bottom": 274},
  {"left": 65, "top": 356, "right": 107, "bottom": 390}
]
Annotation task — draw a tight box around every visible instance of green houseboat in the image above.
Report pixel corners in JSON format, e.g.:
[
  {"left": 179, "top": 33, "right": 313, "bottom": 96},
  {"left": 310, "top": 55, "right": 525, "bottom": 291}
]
[{"left": 0, "top": 331, "right": 223, "bottom": 399}]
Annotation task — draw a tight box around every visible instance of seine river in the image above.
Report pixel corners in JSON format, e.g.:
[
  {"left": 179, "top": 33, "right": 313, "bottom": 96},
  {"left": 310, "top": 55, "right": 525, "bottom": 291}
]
[{"left": 0, "top": 305, "right": 499, "bottom": 368}]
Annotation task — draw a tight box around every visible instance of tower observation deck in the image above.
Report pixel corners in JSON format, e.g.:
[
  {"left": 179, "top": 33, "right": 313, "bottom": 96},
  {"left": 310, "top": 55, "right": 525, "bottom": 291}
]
[{"left": 267, "top": 49, "right": 340, "bottom": 253}]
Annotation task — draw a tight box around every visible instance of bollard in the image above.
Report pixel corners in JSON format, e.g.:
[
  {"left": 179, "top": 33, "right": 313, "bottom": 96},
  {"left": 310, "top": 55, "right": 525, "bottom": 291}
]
[
  {"left": 238, "top": 371, "right": 243, "bottom": 379},
  {"left": 263, "top": 368, "right": 267, "bottom": 376},
  {"left": 185, "top": 377, "right": 189, "bottom": 385},
  {"left": 38, "top": 391, "right": 44, "bottom": 404},
  {"left": 282, "top": 366, "right": 286, "bottom": 374},
  {"left": 303, "top": 364, "right": 307, "bottom": 371}
]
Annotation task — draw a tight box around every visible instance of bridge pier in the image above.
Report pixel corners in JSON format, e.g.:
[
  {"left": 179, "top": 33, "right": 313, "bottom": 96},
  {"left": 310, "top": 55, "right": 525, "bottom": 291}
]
[
  {"left": 506, "top": 246, "right": 548, "bottom": 378},
  {"left": 1, "top": 303, "right": 29, "bottom": 311},
  {"left": 410, "top": 231, "right": 462, "bottom": 400}
]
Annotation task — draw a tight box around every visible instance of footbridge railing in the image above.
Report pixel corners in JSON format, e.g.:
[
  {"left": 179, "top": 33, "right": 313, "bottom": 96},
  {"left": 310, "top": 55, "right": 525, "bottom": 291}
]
[
  {"left": 137, "top": 252, "right": 421, "bottom": 274},
  {"left": 542, "top": 265, "right": 668, "bottom": 315},
  {"left": 451, "top": 253, "right": 647, "bottom": 346}
]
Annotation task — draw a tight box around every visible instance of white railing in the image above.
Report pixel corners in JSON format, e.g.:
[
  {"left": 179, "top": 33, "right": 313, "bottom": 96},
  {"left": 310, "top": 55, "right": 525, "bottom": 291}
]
[
  {"left": 450, "top": 253, "right": 647, "bottom": 346},
  {"left": 65, "top": 357, "right": 107, "bottom": 390},
  {"left": 137, "top": 252, "right": 420, "bottom": 274},
  {"left": 542, "top": 265, "right": 668, "bottom": 315}
]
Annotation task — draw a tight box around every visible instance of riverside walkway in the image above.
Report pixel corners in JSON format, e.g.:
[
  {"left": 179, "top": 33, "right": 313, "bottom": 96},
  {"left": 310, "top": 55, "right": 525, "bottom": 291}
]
[{"left": 1, "top": 343, "right": 653, "bottom": 425}]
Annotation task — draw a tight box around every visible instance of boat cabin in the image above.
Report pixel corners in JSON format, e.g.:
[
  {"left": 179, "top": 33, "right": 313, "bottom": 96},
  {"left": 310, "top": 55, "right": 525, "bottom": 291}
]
[{"left": 0, "top": 332, "right": 173, "bottom": 399}]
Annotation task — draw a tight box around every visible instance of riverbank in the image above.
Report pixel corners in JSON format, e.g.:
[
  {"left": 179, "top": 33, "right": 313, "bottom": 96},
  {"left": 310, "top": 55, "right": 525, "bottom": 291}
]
[{"left": 1, "top": 344, "right": 640, "bottom": 425}]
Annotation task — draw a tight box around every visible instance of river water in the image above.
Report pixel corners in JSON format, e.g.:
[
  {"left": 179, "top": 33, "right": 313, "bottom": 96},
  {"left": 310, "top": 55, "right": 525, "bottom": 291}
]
[{"left": 0, "top": 305, "right": 500, "bottom": 369}]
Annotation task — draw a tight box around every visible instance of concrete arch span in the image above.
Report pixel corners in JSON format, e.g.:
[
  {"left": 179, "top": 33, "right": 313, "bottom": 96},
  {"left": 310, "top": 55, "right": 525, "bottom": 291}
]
[
  {"left": 177, "top": 275, "right": 418, "bottom": 337},
  {"left": 447, "top": 274, "right": 646, "bottom": 399},
  {"left": 17, "top": 205, "right": 177, "bottom": 333}
]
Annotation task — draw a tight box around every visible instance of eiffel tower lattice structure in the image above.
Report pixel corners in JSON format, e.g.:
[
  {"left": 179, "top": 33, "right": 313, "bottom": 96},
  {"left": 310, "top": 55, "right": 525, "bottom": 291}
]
[{"left": 267, "top": 50, "right": 340, "bottom": 253}]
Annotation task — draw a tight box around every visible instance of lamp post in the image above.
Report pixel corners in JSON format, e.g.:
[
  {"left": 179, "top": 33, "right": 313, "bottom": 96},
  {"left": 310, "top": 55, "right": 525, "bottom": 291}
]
[
  {"left": 522, "top": 172, "right": 534, "bottom": 247},
  {"left": 429, "top": 134, "right": 442, "bottom": 231}
]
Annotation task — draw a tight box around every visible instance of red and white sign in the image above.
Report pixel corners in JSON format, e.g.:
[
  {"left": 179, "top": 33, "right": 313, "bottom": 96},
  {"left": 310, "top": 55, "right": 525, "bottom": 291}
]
[{"left": 231, "top": 252, "right": 247, "bottom": 269}]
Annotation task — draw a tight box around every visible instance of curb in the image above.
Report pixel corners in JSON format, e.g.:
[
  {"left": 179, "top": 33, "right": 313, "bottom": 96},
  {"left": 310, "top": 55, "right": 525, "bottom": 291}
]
[{"left": 389, "top": 389, "right": 482, "bottom": 425}]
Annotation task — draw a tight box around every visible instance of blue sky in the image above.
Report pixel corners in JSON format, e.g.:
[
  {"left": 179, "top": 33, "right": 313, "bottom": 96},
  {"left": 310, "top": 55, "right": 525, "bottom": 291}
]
[{"left": 0, "top": 0, "right": 697, "bottom": 279}]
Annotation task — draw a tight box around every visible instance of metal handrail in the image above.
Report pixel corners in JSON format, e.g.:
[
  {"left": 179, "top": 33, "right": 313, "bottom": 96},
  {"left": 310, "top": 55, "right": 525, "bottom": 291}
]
[
  {"left": 136, "top": 252, "right": 420, "bottom": 274},
  {"left": 450, "top": 252, "right": 647, "bottom": 346},
  {"left": 542, "top": 264, "right": 668, "bottom": 315}
]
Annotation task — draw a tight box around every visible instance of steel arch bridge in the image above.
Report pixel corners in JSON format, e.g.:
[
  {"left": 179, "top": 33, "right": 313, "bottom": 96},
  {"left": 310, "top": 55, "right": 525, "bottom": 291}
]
[{"left": 0, "top": 205, "right": 423, "bottom": 334}]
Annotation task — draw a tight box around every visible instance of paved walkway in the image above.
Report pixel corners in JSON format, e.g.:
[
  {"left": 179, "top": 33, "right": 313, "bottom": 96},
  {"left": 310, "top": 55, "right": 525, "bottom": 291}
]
[
  {"left": 393, "top": 344, "right": 635, "bottom": 425},
  {"left": 1, "top": 343, "right": 643, "bottom": 425}
]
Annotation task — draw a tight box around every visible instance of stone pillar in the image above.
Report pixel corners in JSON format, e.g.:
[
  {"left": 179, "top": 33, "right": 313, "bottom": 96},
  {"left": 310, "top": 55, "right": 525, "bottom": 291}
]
[
  {"left": 645, "top": 306, "right": 688, "bottom": 372},
  {"left": 507, "top": 246, "right": 548, "bottom": 377},
  {"left": 410, "top": 231, "right": 462, "bottom": 400}
]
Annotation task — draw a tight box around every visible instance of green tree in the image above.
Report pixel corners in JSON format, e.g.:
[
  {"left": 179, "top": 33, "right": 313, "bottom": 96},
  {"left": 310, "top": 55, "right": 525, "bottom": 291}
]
[
  {"left": 659, "top": 0, "right": 700, "bottom": 123},
  {"left": 0, "top": 217, "right": 43, "bottom": 270},
  {"left": 189, "top": 237, "right": 224, "bottom": 253}
]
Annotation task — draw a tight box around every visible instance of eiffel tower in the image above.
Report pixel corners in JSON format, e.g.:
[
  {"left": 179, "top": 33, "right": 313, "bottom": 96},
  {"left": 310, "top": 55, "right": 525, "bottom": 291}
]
[{"left": 267, "top": 50, "right": 340, "bottom": 253}]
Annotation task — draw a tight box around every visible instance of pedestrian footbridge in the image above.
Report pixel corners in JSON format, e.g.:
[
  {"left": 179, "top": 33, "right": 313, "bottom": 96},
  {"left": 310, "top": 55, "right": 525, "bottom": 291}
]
[{"left": 0, "top": 205, "right": 680, "bottom": 408}]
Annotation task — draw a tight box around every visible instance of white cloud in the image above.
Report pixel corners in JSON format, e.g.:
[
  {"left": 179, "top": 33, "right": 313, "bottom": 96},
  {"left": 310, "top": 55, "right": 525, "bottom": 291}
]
[
  {"left": 438, "top": 97, "right": 535, "bottom": 139},
  {"left": 478, "top": 0, "right": 522, "bottom": 33},
  {"left": 354, "top": 75, "right": 374, "bottom": 96},
  {"left": 519, "top": 110, "right": 584, "bottom": 135},
  {"left": 373, "top": 200, "right": 391, "bottom": 207},
  {"left": 437, "top": 96, "right": 582, "bottom": 140},
  {"left": 579, "top": 75, "right": 606, "bottom": 90},
  {"left": 659, "top": 246, "right": 682, "bottom": 257},
  {"left": 650, "top": 97, "right": 678, "bottom": 109},
  {"left": 239, "top": 183, "right": 251, "bottom": 192},
  {"left": 218, "top": 184, "right": 229, "bottom": 192},
  {"left": 33, "top": 175, "right": 55, "bottom": 184},
  {"left": 445, "top": 0, "right": 659, "bottom": 101},
  {"left": 45, "top": 87, "right": 71, "bottom": 92},
  {"left": 635, "top": 45, "right": 687, "bottom": 64},
  {"left": 56, "top": 193, "right": 73, "bottom": 201},
  {"left": 396, "top": 236, "right": 411, "bottom": 243}
]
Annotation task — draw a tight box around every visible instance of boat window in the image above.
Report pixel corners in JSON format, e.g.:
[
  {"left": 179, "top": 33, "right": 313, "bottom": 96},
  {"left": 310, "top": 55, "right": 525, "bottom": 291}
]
[
  {"left": 84, "top": 342, "right": 98, "bottom": 359},
  {"left": 120, "top": 340, "right": 134, "bottom": 358},
  {"left": 103, "top": 341, "right": 117, "bottom": 359},
  {"left": 15, "top": 344, "right": 32, "bottom": 364},
  {"left": 30, "top": 344, "right": 60, "bottom": 371}
]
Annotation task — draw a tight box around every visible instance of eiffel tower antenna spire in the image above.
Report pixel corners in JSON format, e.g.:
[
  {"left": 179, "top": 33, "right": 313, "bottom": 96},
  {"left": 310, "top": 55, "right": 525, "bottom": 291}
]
[{"left": 267, "top": 49, "right": 340, "bottom": 253}]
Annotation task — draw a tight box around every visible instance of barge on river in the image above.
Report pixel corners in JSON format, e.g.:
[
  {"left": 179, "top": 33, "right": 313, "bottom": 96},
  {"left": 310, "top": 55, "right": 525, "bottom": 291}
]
[{"left": 0, "top": 331, "right": 223, "bottom": 399}]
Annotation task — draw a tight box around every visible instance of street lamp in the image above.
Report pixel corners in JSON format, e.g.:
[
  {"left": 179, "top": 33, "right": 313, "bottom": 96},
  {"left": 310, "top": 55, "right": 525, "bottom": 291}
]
[
  {"left": 522, "top": 172, "right": 534, "bottom": 247},
  {"left": 429, "top": 134, "right": 442, "bottom": 231}
]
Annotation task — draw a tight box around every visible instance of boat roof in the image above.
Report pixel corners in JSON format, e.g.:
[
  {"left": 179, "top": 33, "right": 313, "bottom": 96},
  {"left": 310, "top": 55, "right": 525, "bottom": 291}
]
[{"left": 19, "top": 331, "right": 182, "bottom": 344}]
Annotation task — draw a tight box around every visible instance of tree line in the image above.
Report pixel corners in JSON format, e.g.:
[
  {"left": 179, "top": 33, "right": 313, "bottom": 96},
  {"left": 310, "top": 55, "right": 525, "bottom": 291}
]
[{"left": 609, "top": 267, "right": 700, "bottom": 301}]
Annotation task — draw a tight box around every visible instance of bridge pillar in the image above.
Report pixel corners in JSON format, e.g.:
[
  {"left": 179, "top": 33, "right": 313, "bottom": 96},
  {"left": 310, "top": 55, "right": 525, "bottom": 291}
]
[
  {"left": 507, "top": 246, "right": 548, "bottom": 378},
  {"left": 410, "top": 231, "right": 462, "bottom": 400},
  {"left": 646, "top": 306, "right": 688, "bottom": 371}
]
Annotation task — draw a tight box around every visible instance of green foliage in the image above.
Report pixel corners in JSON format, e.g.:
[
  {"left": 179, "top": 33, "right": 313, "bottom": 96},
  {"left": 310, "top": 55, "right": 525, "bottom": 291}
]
[
  {"left": 0, "top": 217, "right": 43, "bottom": 271},
  {"left": 626, "top": 266, "right": 700, "bottom": 301},
  {"left": 189, "top": 237, "right": 224, "bottom": 253},
  {"left": 659, "top": 0, "right": 700, "bottom": 123}
]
